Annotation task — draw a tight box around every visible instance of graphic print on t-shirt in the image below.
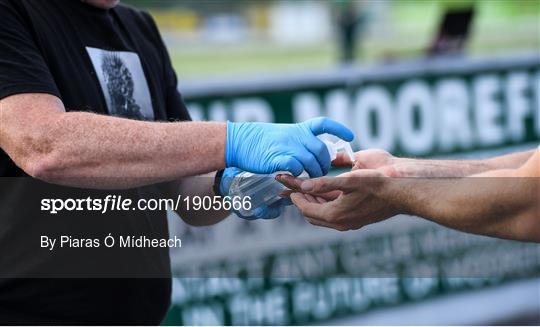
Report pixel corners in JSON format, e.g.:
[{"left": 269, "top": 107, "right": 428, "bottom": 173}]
[{"left": 86, "top": 47, "right": 154, "bottom": 120}]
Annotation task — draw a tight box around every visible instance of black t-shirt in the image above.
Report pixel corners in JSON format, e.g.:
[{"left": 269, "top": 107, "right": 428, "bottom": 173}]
[{"left": 0, "top": 0, "right": 191, "bottom": 324}]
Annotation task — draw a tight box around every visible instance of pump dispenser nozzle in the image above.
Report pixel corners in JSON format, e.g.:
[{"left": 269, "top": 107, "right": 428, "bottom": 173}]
[{"left": 317, "top": 134, "right": 355, "bottom": 164}]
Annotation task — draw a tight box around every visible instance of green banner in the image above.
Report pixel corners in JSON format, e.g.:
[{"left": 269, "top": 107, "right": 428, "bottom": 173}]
[
  {"left": 182, "top": 54, "right": 540, "bottom": 157},
  {"left": 164, "top": 54, "right": 540, "bottom": 325}
]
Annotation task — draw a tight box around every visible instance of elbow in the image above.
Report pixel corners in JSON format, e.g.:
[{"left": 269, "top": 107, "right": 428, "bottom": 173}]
[
  {"left": 18, "top": 135, "right": 65, "bottom": 181},
  {"left": 7, "top": 130, "right": 66, "bottom": 181},
  {"left": 25, "top": 154, "right": 64, "bottom": 182}
]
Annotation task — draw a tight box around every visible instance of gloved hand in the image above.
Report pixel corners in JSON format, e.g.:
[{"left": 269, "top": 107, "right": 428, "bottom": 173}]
[
  {"left": 226, "top": 117, "right": 355, "bottom": 177},
  {"left": 219, "top": 167, "right": 292, "bottom": 220}
]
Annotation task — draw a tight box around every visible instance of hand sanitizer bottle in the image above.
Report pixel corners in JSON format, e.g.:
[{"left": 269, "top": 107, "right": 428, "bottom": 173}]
[{"left": 228, "top": 134, "right": 355, "bottom": 217}]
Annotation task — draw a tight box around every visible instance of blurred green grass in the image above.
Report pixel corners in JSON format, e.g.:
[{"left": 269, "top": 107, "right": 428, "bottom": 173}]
[
  {"left": 163, "top": 1, "right": 539, "bottom": 80},
  {"left": 170, "top": 43, "right": 337, "bottom": 80}
]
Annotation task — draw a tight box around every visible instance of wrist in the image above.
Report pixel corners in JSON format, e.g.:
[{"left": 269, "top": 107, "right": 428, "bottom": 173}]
[
  {"left": 213, "top": 169, "right": 226, "bottom": 196},
  {"left": 219, "top": 167, "right": 243, "bottom": 196},
  {"left": 225, "top": 121, "right": 236, "bottom": 168},
  {"left": 372, "top": 176, "right": 410, "bottom": 215},
  {"left": 383, "top": 157, "right": 412, "bottom": 177},
  {"left": 477, "top": 158, "right": 497, "bottom": 171}
]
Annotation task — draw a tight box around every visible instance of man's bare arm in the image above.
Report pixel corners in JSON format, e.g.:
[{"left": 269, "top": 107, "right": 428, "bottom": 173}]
[
  {"left": 388, "top": 150, "right": 534, "bottom": 177},
  {"left": 336, "top": 149, "right": 535, "bottom": 177},
  {"left": 285, "top": 150, "right": 539, "bottom": 241},
  {"left": 0, "top": 93, "right": 226, "bottom": 189},
  {"left": 377, "top": 150, "right": 540, "bottom": 241}
]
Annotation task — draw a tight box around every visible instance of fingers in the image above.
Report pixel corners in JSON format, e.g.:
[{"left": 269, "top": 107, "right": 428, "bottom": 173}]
[
  {"left": 305, "top": 139, "right": 331, "bottom": 175},
  {"left": 315, "top": 190, "right": 341, "bottom": 201},
  {"left": 290, "top": 193, "right": 349, "bottom": 231},
  {"left": 290, "top": 193, "right": 329, "bottom": 220},
  {"left": 307, "top": 117, "right": 354, "bottom": 142},
  {"left": 299, "top": 176, "right": 357, "bottom": 194},
  {"left": 303, "top": 193, "right": 318, "bottom": 203},
  {"left": 275, "top": 151, "right": 325, "bottom": 178},
  {"left": 277, "top": 175, "right": 342, "bottom": 204},
  {"left": 315, "top": 196, "right": 328, "bottom": 204},
  {"left": 293, "top": 151, "right": 323, "bottom": 177},
  {"left": 274, "top": 156, "right": 304, "bottom": 176},
  {"left": 332, "top": 152, "right": 354, "bottom": 167},
  {"left": 276, "top": 173, "right": 305, "bottom": 191},
  {"left": 303, "top": 193, "right": 332, "bottom": 204}
]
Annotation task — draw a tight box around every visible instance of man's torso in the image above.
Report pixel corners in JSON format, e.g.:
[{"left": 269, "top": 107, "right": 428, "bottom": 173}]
[{"left": 0, "top": 0, "right": 189, "bottom": 323}]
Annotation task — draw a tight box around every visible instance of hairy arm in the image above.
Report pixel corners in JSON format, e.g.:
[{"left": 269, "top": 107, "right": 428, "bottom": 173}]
[
  {"left": 390, "top": 151, "right": 533, "bottom": 177},
  {"left": 0, "top": 93, "right": 226, "bottom": 189},
  {"left": 342, "top": 149, "right": 535, "bottom": 177},
  {"left": 377, "top": 150, "right": 540, "bottom": 241},
  {"left": 287, "top": 149, "right": 538, "bottom": 241}
]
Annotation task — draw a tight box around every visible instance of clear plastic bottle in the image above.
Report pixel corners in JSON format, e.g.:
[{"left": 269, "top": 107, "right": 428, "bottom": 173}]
[{"left": 229, "top": 134, "right": 355, "bottom": 217}]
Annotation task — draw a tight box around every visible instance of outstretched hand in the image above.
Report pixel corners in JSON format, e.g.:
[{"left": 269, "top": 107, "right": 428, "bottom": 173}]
[
  {"left": 277, "top": 168, "right": 399, "bottom": 231},
  {"left": 333, "top": 149, "right": 399, "bottom": 176}
]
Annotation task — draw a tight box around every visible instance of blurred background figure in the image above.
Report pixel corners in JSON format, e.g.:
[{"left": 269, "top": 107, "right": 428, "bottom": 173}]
[
  {"left": 334, "top": 0, "right": 368, "bottom": 64},
  {"left": 427, "top": 6, "right": 475, "bottom": 56},
  {"left": 124, "top": 0, "right": 538, "bottom": 80}
]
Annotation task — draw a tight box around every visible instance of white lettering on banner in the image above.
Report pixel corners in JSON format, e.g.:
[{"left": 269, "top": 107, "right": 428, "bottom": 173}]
[
  {"left": 291, "top": 278, "right": 400, "bottom": 321},
  {"left": 397, "top": 80, "right": 436, "bottom": 155},
  {"left": 474, "top": 75, "right": 505, "bottom": 146},
  {"left": 270, "top": 245, "right": 337, "bottom": 278},
  {"left": 232, "top": 98, "right": 274, "bottom": 122},
  {"left": 228, "top": 287, "right": 289, "bottom": 326},
  {"left": 293, "top": 93, "right": 320, "bottom": 122},
  {"left": 187, "top": 69, "right": 540, "bottom": 155},
  {"left": 182, "top": 302, "right": 224, "bottom": 326},
  {"left": 402, "top": 277, "right": 438, "bottom": 300},
  {"left": 354, "top": 86, "right": 395, "bottom": 150},
  {"left": 435, "top": 78, "right": 473, "bottom": 151},
  {"left": 172, "top": 278, "right": 265, "bottom": 305},
  {"left": 291, "top": 70, "right": 539, "bottom": 154},
  {"left": 506, "top": 72, "right": 530, "bottom": 142}
]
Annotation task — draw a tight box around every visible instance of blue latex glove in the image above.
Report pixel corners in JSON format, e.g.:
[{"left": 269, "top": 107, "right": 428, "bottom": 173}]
[
  {"left": 226, "top": 117, "right": 354, "bottom": 177},
  {"left": 219, "top": 167, "right": 292, "bottom": 220}
]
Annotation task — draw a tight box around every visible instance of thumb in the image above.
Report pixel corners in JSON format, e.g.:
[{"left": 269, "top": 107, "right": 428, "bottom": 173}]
[{"left": 306, "top": 117, "right": 354, "bottom": 142}]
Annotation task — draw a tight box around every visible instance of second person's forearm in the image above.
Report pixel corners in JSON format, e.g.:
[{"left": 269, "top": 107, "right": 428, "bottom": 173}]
[
  {"left": 390, "top": 150, "right": 534, "bottom": 178},
  {"left": 390, "top": 158, "right": 492, "bottom": 177},
  {"left": 377, "top": 175, "right": 537, "bottom": 240}
]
